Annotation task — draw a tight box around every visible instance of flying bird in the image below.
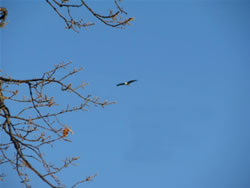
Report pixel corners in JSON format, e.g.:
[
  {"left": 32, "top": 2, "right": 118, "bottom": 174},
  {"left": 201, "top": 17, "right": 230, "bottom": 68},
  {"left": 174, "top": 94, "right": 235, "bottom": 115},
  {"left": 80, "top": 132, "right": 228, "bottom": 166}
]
[{"left": 116, "top": 80, "right": 138, "bottom": 87}]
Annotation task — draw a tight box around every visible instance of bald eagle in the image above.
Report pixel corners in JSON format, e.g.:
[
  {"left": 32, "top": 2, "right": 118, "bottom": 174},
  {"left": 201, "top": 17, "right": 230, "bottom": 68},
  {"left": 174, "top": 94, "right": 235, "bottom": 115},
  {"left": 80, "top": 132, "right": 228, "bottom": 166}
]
[{"left": 116, "top": 80, "right": 137, "bottom": 87}]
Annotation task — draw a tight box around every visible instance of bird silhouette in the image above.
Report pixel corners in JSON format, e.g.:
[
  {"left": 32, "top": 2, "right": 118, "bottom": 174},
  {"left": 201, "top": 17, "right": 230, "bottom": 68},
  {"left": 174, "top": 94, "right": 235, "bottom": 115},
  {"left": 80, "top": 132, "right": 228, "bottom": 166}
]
[{"left": 116, "top": 80, "right": 137, "bottom": 87}]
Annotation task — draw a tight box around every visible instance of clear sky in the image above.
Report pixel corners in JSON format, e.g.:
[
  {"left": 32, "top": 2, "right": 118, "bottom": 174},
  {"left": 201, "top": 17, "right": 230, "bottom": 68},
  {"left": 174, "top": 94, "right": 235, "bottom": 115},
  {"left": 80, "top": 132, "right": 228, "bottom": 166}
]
[{"left": 1, "top": 0, "right": 250, "bottom": 188}]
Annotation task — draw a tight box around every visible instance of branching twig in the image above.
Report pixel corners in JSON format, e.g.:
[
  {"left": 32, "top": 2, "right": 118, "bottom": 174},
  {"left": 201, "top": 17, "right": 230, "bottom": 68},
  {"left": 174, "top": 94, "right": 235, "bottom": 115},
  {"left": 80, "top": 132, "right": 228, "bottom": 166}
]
[
  {"left": 0, "top": 62, "right": 111, "bottom": 187},
  {"left": 45, "top": 0, "right": 135, "bottom": 32}
]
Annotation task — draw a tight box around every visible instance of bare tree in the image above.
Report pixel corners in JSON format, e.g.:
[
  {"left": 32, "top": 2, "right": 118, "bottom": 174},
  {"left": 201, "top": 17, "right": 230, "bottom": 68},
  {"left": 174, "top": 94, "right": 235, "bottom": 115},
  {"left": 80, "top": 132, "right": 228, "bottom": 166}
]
[
  {"left": 0, "top": 1, "right": 133, "bottom": 187},
  {"left": 0, "top": 62, "right": 115, "bottom": 187}
]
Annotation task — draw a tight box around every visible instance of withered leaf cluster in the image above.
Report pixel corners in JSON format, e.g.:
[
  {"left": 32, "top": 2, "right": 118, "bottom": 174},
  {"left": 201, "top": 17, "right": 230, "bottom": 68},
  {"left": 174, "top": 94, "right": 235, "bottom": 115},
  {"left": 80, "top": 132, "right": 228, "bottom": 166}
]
[{"left": 0, "top": 7, "right": 8, "bottom": 28}]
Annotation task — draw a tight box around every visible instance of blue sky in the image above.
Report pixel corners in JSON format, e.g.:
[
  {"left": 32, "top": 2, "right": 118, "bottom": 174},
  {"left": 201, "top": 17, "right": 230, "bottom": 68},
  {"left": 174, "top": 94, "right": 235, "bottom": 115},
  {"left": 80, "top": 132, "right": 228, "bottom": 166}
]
[{"left": 1, "top": 0, "right": 250, "bottom": 188}]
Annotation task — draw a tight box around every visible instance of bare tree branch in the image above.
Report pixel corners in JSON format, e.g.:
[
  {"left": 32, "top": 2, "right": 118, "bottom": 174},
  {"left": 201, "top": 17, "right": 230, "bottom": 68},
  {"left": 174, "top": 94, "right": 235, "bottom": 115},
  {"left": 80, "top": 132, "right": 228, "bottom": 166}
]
[
  {"left": 0, "top": 62, "right": 114, "bottom": 187},
  {"left": 45, "top": 0, "right": 135, "bottom": 32}
]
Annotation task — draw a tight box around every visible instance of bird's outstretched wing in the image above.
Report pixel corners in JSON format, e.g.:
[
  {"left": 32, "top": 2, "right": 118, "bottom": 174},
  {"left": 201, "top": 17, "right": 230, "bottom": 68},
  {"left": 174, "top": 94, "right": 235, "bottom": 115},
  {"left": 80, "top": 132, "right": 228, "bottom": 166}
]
[
  {"left": 128, "top": 80, "right": 137, "bottom": 84},
  {"left": 116, "top": 83, "right": 125, "bottom": 87}
]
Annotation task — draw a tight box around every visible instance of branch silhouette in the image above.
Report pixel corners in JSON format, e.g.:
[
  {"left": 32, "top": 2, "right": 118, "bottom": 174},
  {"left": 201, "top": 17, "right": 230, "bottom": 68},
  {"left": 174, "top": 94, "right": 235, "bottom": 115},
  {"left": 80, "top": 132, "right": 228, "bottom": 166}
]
[
  {"left": 45, "top": 0, "right": 134, "bottom": 32},
  {"left": 0, "top": 62, "right": 115, "bottom": 187}
]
